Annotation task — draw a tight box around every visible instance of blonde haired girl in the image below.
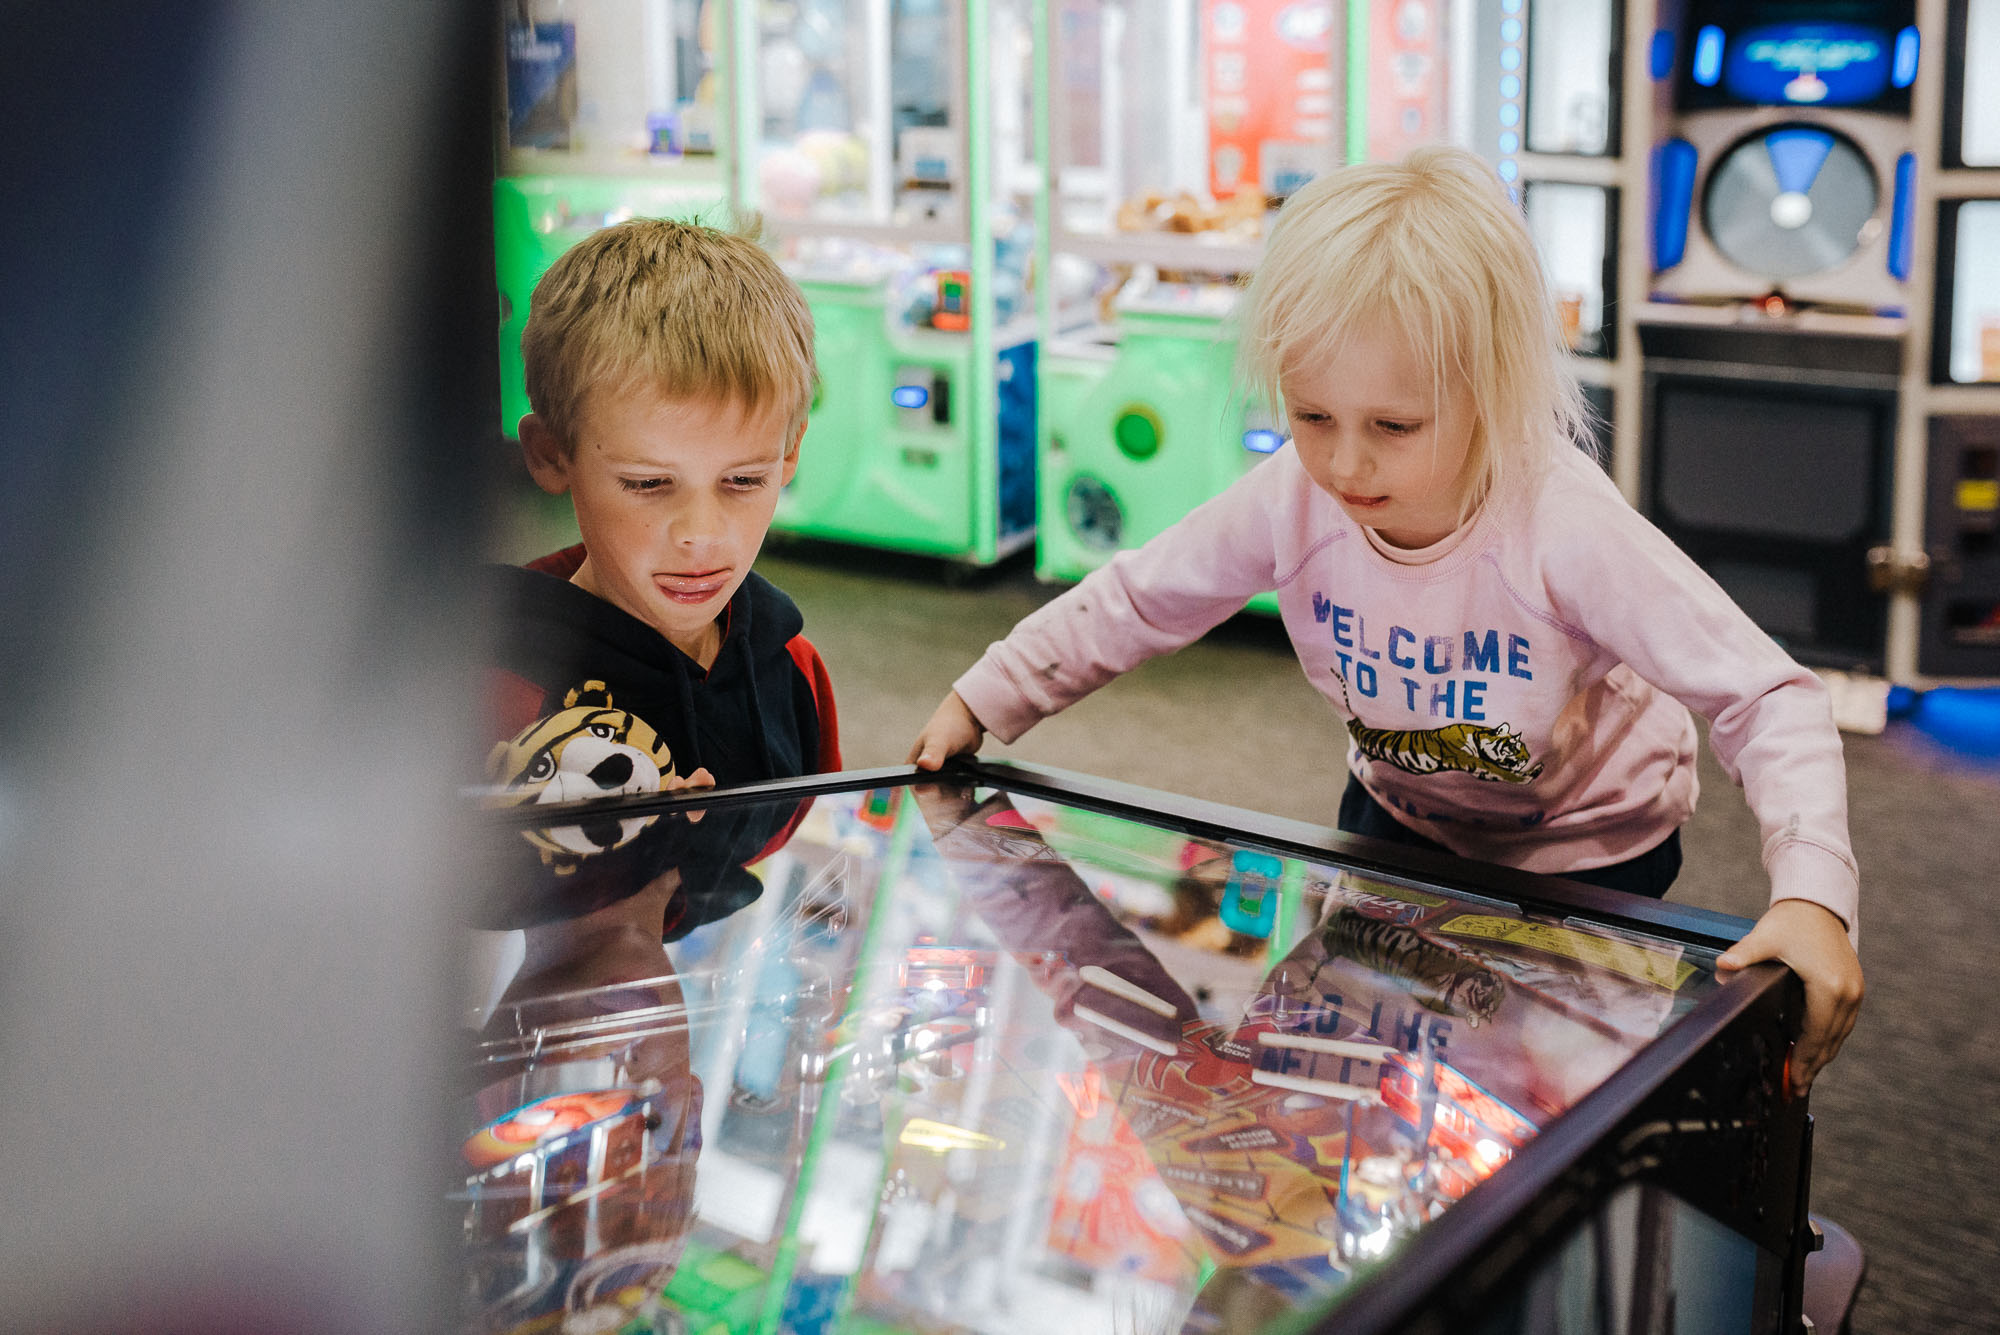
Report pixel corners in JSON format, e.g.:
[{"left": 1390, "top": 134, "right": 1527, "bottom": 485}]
[{"left": 912, "top": 147, "right": 1861, "bottom": 1094}]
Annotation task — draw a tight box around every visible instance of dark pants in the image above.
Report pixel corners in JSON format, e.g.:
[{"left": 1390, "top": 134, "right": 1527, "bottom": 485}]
[{"left": 1336, "top": 775, "right": 1683, "bottom": 900}]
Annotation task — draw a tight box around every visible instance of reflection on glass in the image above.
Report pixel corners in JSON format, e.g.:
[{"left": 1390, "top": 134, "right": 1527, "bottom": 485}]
[
  {"left": 1524, "top": 181, "right": 1612, "bottom": 357},
  {"left": 1525, "top": 0, "right": 1614, "bottom": 155},
  {"left": 1479, "top": 1181, "right": 1768, "bottom": 1332},
  {"left": 1949, "top": 202, "right": 2000, "bottom": 384},
  {"left": 461, "top": 782, "right": 1719, "bottom": 1332},
  {"left": 1964, "top": 0, "right": 2000, "bottom": 166}
]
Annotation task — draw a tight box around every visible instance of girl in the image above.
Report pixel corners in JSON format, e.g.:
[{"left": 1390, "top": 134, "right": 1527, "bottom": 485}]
[{"left": 909, "top": 147, "right": 1861, "bottom": 1094}]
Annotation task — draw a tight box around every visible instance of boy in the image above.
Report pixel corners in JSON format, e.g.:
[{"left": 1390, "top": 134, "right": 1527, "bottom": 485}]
[{"left": 484, "top": 218, "right": 839, "bottom": 842}]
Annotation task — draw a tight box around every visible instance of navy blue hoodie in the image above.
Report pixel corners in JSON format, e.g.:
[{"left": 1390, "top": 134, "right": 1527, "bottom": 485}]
[{"left": 479, "top": 544, "right": 839, "bottom": 935}]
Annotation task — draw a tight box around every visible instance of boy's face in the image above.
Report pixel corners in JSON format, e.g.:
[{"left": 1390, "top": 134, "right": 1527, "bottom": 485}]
[{"left": 522, "top": 388, "right": 802, "bottom": 666}]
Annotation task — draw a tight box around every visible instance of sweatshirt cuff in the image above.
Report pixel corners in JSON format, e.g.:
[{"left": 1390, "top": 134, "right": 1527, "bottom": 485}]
[
  {"left": 952, "top": 656, "right": 1044, "bottom": 745},
  {"left": 1765, "top": 839, "right": 1860, "bottom": 948}
]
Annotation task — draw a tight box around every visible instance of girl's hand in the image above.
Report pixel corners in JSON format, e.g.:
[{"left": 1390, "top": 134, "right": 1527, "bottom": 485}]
[
  {"left": 909, "top": 692, "right": 985, "bottom": 770},
  {"left": 1717, "top": 898, "right": 1863, "bottom": 1096}
]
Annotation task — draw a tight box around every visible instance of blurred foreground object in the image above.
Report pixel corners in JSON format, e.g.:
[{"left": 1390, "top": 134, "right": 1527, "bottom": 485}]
[{"left": 0, "top": 3, "right": 495, "bottom": 1330}]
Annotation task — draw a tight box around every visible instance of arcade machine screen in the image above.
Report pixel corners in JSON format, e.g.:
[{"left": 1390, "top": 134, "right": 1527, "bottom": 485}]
[
  {"left": 458, "top": 763, "right": 1808, "bottom": 1334},
  {"left": 1675, "top": 0, "right": 1918, "bottom": 113}
]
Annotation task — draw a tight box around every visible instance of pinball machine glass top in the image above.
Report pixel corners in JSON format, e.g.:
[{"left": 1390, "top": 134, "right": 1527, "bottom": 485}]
[{"left": 462, "top": 773, "right": 1727, "bottom": 1334}]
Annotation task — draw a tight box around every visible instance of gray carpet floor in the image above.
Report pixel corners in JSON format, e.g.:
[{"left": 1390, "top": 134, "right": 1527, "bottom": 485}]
[{"left": 757, "top": 540, "right": 2000, "bottom": 1335}]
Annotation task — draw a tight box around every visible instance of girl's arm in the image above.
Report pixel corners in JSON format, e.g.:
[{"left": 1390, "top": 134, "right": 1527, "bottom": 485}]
[
  {"left": 943, "top": 453, "right": 1298, "bottom": 748},
  {"left": 1542, "top": 470, "right": 1862, "bottom": 1092}
]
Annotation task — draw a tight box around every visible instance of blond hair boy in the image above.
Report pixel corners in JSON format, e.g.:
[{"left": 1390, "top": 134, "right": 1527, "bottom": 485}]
[{"left": 487, "top": 218, "right": 839, "bottom": 836}]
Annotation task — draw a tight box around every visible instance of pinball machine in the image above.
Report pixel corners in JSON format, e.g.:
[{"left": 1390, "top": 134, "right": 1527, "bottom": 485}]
[{"left": 460, "top": 760, "right": 1818, "bottom": 1335}]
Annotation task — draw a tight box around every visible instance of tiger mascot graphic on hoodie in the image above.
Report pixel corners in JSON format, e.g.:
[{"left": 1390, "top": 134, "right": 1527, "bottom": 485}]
[{"left": 487, "top": 680, "right": 679, "bottom": 872}]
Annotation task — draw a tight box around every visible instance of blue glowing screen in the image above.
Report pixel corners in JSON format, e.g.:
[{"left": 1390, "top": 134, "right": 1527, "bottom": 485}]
[
  {"left": 1242, "top": 429, "right": 1284, "bottom": 454},
  {"left": 1723, "top": 23, "right": 1892, "bottom": 106},
  {"left": 892, "top": 385, "right": 929, "bottom": 410},
  {"left": 1765, "top": 127, "right": 1836, "bottom": 195}
]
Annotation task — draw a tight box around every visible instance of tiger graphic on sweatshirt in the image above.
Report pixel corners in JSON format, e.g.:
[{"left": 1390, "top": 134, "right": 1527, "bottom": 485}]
[{"left": 1332, "top": 669, "right": 1543, "bottom": 785}]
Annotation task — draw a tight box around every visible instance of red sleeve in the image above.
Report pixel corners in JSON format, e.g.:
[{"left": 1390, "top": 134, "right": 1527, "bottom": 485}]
[
  {"left": 525, "top": 543, "right": 587, "bottom": 579},
  {"left": 742, "top": 635, "right": 840, "bottom": 867},
  {"left": 486, "top": 668, "right": 548, "bottom": 745},
  {"left": 784, "top": 633, "right": 842, "bottom": 773}
]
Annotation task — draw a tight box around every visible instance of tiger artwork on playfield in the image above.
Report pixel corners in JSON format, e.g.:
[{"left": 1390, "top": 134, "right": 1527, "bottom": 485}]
[
  {"left": 1322, "top": 907, "right": 1508, "bottom": 1027},
  {"left": 1332, "top": 670, "right": 1543, "bottom": 785},
  {"left": 486, "top": 680, "right": 679, "bottom": 872}
]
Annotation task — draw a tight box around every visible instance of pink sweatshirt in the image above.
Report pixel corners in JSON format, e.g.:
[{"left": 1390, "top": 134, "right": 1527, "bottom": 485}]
[{"left": 955, "top": 444, "right": 1859, "bottom": 937}]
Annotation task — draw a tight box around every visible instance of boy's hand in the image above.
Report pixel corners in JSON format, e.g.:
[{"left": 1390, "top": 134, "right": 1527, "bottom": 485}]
[
  {"left": 1717, "top": 898, "right": 1863, "bottom": 1096},
  {"left": 665, "top": 766, "right": 715, "bottom": 822},
  {"left": 908, "top": 692, "right": 984, "bottom": 770}
]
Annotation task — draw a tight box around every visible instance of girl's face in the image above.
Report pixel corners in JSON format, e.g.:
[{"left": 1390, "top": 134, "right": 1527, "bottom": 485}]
[{"left": 1282, "top": 321, "right": 1478, "bottom": 549}]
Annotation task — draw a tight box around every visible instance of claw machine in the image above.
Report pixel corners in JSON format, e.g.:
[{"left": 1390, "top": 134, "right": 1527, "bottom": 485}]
[
  {"left": 494, "top": 0, "right": 735, "bottom": 451},
  {"left": 496, "top": 0, "right": 736, "bottom": 438},
  {"left": 1036, "top": 1, "right": 1582, "bottom": 613},
  {"left": 1035, "top": 0, "right": 1341, "bottom": 614},
  {"left": 746, "top": 0, "right": 1040, "bottom": 565}
]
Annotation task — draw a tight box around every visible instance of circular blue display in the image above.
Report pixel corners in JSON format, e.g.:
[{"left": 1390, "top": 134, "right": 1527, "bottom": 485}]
[
  {"left": 1500, "top": 74, "right": 1521, "bottom": 98},
  {"left": 1500, "top": 46, "right": 1522, "bottom": 71},
  {"left": 1501, "top": 17, "right": 1522, "bottom": 42},
  {"left": 1499, "top": 103, "right": 1521, "bottom": 127}
]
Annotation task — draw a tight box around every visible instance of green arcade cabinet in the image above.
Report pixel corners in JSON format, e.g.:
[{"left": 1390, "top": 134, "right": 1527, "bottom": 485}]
[
  {"left": 494, "top": 0, "right": 731, "bottom": 513},
  {"left": 745, "top": 0, "right": 1040, "bottom": 565},
  {"left": 1033, "top": 0, "right": 1349, "bottom": 614}
]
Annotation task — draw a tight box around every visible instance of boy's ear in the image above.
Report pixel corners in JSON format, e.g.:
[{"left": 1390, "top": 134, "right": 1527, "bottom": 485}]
[
  {"left": 780, "top": 419, "right": 807, "bottom": 487},
  {"left": 518, "top": 414, "right": 571, "bottom": 496}
]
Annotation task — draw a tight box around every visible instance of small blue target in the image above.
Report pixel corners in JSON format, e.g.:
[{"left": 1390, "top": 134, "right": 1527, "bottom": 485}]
[
  {"left": 892, "top": 384, "right": 929, "bottom": 410},
  {"left": 1693, "top": 25, "right": 1725, "bottom": 86},
  {"left": 1893, "top": 27, "right": 1919, "bottom": 88},
  {"left": 1243, "top": 429, "right": 1284, "bottom": 454}
]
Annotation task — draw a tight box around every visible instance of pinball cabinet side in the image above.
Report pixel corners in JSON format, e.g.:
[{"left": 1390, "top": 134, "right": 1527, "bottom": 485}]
[{"left": 1330, "top": 964, "right": 1813, "bottom": 1335}]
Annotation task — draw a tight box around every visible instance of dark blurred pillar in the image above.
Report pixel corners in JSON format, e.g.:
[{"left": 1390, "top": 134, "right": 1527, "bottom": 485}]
[{"left": 0, "top": 3, "right": 497, "bottom": 1330}]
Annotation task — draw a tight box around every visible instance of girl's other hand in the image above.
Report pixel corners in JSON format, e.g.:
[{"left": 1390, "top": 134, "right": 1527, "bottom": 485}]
[
  {"left": 909, "top": 692, "right": 985, "bottom": 770},
  {"left": 1717, "top": 898, "right": 1863, "bottom": 1096}
]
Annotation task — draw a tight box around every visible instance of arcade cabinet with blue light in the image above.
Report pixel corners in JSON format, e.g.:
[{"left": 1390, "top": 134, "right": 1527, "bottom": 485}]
[{"left": 1638, "top": 0, "right": 1919, "bottom": 672}]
